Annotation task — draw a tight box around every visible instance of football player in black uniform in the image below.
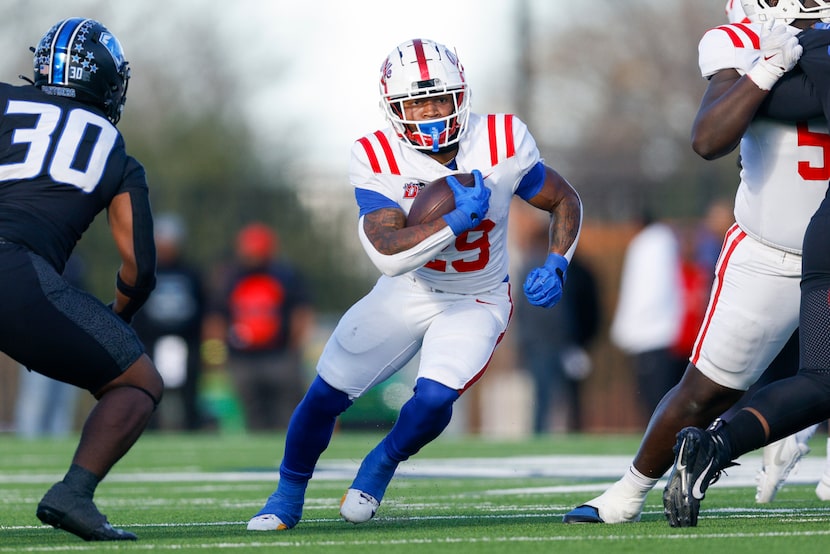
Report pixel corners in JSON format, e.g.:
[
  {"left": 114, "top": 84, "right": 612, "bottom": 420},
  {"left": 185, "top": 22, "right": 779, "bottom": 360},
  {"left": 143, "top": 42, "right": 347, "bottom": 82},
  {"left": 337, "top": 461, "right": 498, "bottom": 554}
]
[{"left": 0, "top": 18, "right": 161, "bottom": 540}]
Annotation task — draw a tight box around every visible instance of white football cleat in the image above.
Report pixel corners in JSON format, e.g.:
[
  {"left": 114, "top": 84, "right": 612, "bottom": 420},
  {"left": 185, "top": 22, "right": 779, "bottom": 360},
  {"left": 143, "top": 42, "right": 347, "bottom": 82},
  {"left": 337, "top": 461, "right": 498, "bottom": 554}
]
[
  {"left": 755, "top": 435, "right": 810, "bottom": 503},
  {"left": 247, "top": 514, "right": 289, "bottom": 531},
  {"left": 563, "top": 478, "right": 647, "bottom": 523},
  {"left": 816, "top": 473, "right": 830, "bottom": 501},
  {"left": 340, "top": 488, "right": 379, "bottom": 524}
]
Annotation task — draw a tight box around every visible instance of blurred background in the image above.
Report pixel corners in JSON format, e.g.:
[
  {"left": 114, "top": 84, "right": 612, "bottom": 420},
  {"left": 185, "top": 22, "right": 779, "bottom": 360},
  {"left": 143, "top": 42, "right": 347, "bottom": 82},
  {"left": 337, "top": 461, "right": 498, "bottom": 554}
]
[{"left": 0, "top": 0, "right": 741, "bottom": 438}]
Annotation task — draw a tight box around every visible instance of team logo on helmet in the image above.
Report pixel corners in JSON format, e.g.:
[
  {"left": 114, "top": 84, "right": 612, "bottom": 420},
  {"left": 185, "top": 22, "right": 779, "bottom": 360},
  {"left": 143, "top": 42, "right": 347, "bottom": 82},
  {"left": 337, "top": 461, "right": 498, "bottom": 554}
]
[
  {"left": 32, "top": 18, "right": 130, "bottom": 124},
  {"left": 444, "top": 48, "right": 459, "bottom": 67},
  {"left": 380, "top": 59, "right": 393, "bottom": 80},
  {"left": 98, "top": 31, "right": 126, "bottom": 67}
]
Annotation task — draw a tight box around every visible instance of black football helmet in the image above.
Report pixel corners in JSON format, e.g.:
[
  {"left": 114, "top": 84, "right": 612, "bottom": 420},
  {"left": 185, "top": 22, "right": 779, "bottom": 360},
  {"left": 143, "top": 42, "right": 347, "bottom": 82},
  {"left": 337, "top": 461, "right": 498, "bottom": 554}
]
[{"left": 32, "top": 18, "right": 130, "bottom": 124}]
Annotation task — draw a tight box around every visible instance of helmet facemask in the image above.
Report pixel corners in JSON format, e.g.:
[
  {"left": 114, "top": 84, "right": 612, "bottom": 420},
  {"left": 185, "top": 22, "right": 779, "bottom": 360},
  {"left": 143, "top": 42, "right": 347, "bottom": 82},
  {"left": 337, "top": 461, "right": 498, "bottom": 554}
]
[
  {"left": 740, "top": 0, "right": 830, "bottom": 24},
  {"left": 379, "top": 39, "right": 471, "bottom": 152},
  {"left": 385, "top": 86, "right": 470, "bottom": 153}
]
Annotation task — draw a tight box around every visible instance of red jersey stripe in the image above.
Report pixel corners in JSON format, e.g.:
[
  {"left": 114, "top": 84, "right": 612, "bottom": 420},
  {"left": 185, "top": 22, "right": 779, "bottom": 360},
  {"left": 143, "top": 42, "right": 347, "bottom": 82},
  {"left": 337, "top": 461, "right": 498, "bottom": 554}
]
[
  {"left": 712, "top": 24, "right": 760, "bottom": 50},
  {"left": 374, "top": 131, "right": 400, "bottom": 175},
  {"left": 487, "top": 114, "right": 516, "bottom": 166},
  {"left": 714, "top": 25, "right": 745, "bottom": 48},
  {"left": 732, "top": 23, "right": 760, "bottom": 49},
  {"left": 358, "top": 137, "right": 381, "bottom": 174},
  {"left": 488, "top": 114, "right": 498, "bottom": 166}
]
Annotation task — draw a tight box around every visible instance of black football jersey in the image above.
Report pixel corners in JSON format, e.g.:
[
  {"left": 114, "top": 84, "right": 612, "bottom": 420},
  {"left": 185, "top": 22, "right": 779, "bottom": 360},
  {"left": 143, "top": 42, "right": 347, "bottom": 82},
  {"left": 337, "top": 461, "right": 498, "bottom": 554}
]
[{"left": 0, "top": 82, "right": 148, "bottom": 272}]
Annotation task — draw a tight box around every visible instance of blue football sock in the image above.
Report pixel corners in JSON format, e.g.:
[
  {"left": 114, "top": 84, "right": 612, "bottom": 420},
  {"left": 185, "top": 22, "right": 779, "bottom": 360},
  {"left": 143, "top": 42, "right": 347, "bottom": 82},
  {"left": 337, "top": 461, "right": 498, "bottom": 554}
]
[
  {"left": 351, "top": 440, "right": 399, "bottom": 501},
  {"left": 385, "top": 378, "right": 458, "bottom": 460},
  {"left": 254, "top": 473, "right": 308, "bottom": 528},
  {"left": 351, "top": 378, "right": 458, "bottom": 501},
  {"left": 281, "top": 376, "right": 352, "bottom": 477},
  {"left": 256, "top": 376, "right": 351, "bottom": 525}
]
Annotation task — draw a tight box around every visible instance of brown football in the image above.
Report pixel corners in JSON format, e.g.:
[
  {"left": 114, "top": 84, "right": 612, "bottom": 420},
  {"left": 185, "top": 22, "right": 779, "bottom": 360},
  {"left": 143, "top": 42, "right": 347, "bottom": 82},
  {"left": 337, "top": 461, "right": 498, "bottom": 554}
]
[{"left": 405, "top": 173, "right": 476, "bottom": 226}]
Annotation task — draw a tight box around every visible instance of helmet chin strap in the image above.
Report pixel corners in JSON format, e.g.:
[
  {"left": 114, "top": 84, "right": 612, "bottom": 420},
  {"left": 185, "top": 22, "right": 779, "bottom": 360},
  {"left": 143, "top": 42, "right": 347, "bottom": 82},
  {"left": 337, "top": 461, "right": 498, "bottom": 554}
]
[{"left": 417, "top": 121, "right": 445, "bottom": 152}]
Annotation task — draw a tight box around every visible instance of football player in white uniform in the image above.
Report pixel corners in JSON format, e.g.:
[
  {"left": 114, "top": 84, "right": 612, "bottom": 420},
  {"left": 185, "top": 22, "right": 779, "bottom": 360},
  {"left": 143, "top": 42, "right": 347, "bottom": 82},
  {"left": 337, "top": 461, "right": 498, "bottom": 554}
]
[
  {"left": 665, "top": 2, "right": 830, "bottom": 527},
  {"left": 247, "top": 38, "right": 582, "bottom": 531},
  {"left": 725, "top": 0, "right": 825, "bottom": 506},
  {"left": 564, "top": 0, "right": 829, "bottom": 524}
]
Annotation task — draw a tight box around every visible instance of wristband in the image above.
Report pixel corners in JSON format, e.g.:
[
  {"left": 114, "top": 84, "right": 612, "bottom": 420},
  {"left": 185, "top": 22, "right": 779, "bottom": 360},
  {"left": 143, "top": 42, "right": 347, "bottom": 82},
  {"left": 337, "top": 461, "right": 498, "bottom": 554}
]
[
  {"left": 747, "top": 59, "right": 782, "bottom": 91},
  {"left": 442, "top": 209, "right": 470, "bottom": 236},
  {"left": 544, "top": 253, "right": 569, "bottom": 283}
]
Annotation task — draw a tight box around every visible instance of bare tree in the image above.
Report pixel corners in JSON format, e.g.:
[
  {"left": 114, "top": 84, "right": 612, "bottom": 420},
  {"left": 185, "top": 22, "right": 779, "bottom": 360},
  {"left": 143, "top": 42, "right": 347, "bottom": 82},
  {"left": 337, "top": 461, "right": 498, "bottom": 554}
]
[{"left": 516, "top": 1, "right": 737, "bottom": 220}]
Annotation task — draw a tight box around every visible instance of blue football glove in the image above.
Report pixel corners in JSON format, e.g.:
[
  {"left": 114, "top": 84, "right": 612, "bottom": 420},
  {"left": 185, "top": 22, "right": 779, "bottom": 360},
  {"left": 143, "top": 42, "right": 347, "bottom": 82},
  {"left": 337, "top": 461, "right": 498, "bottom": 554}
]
[
  {"left": 523, "top": 253, "right": 568, "bottom": 308},
  {"left": 442, "top": 169, "right": 491, "bottom": 235}
]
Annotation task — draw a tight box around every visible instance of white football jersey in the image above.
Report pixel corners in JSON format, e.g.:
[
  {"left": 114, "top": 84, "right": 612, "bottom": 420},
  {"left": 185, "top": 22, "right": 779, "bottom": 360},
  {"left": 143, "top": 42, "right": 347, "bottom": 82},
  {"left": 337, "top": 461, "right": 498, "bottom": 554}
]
[
  {"left": 699, "top": 23, "right": 829, "bottom": 253},
  {"left": 350, "top": 112, "right": 540, "bottom": 294}
]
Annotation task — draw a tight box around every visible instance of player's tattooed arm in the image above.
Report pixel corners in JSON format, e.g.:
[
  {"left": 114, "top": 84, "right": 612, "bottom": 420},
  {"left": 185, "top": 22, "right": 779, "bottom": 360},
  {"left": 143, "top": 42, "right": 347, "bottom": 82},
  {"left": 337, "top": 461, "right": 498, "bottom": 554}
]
[
  {"left": 363, "top": 207, "right": 451, "bottom": 255},
  {"left": 527, "top": 165, "right": 582, "bottom": 259}
]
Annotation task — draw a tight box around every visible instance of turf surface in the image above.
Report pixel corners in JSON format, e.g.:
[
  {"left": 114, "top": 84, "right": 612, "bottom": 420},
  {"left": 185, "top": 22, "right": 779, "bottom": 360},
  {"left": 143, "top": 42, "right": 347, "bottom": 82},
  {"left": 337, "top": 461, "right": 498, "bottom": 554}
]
[{"left": 2, "top": 432, "right": 829, "bottom": 553}]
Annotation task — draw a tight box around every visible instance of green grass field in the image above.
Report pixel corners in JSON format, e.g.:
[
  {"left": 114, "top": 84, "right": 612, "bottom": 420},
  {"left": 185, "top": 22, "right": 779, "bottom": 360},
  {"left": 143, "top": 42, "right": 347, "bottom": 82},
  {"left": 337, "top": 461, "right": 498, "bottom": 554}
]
[{"left": 2, "top": 431, "right": 829, "bottom": 553}]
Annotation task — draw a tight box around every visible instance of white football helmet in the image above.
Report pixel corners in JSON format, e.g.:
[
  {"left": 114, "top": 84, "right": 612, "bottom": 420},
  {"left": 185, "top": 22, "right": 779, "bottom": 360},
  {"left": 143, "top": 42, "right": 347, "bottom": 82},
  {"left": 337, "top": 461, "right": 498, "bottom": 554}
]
[
  {"left": 740, "top": 0, "right": 830, "bottom": 23},
  {"left": 379, "top": 38, "right": 471, "bottom": 152},
  {"left": 726, "top": 0, "right": 751, "bottom": 23}
]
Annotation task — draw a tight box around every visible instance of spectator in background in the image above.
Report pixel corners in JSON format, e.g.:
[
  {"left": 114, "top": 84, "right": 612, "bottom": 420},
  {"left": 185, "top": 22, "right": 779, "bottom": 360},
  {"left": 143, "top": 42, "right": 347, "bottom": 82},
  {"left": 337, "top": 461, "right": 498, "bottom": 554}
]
[
  {"left": 694, "top": 198, "right": 734, "bottom": 281},
  {"left": 14, "top": 254, "right": 85, "bottom": 438},
  {"left": 673, "top": 221, "right": 714, "bottom": 362},
  {"left": 132, "top": 214, "right": 210, "bottom": 431},
  {"left": 514, "top": 225, "right": 600, "bottom": 433},
  {"left": 216, "top": 222, "right": 314, "bottom": 431},
  {"left": 609, "top": 211, "right": 686, "bottom": 421}
]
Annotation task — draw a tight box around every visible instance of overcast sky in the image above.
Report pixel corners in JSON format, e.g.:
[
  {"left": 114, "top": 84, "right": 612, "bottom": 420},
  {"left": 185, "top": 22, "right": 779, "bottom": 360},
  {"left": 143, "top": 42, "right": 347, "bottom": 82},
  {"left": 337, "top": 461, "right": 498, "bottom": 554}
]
[
  {"left": 1, "top": 0, "right": 726, "bottom": 175},
  {"left": 1, "top": 0, "right": 528, "bottom": 172},
  {"left": 242, "top": 0, "right": 522, "bottom": 170}
]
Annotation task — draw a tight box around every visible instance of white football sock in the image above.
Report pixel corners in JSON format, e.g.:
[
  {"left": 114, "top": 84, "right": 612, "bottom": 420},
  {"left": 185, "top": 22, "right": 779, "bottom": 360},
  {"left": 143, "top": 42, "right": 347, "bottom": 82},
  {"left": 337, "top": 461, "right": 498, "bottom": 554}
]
[{"left": 626, "top": 465, "right": 659, "bottom": 493}]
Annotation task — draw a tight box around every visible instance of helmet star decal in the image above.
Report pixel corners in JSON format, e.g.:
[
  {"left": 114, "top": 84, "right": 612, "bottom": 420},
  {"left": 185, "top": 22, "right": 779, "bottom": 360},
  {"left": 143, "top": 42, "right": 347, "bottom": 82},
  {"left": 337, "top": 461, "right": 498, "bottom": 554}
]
[{"left": 32, "top": 18, "right": 130, "bottom": 124}]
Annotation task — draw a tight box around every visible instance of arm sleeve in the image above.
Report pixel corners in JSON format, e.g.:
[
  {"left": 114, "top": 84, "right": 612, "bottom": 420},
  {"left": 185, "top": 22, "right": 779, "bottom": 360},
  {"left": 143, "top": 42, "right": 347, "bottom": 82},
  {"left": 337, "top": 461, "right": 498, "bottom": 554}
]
[
  {"left": 357, "top": 215, "right": 456, "bottom": 277},
  {"left": 561, "top": 194, "right": 583, "bottom": 263},
  {"left": 114, "top": 158, "right": 156, "bottom": 322},
  {"left": 514, "top": 161, "right": 546, "bottom": 201},
  {"left": 355, "top": 187, "right": 400, "bottom": 216}
]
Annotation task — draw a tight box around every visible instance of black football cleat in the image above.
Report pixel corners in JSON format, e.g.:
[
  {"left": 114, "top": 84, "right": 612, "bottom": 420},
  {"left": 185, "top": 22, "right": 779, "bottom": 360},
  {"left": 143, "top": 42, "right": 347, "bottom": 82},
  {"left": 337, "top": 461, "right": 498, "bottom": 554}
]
[
  {"left": 663, "top": 426, "right": 734, "bottom": 528},
  {"left": 36, "top": 482, "right": 137, "bottom": 541}
]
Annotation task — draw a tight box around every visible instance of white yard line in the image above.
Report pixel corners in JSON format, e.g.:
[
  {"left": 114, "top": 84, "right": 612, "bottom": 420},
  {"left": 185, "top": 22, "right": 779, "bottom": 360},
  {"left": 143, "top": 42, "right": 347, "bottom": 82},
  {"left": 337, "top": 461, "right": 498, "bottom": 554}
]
[{"left": 0, "top": 452, "right": 824, "bottom": 489}]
